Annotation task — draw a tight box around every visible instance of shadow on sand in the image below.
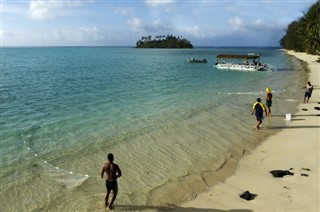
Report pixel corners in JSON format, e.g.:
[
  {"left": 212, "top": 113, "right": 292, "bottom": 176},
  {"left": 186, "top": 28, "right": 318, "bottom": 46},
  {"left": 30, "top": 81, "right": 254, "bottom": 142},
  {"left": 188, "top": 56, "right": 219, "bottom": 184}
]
[
  {"left": 266, "top": 125, "right": 320, "bottom": 130},
  {"left": 116, "top": 204, "right": 253, "bottom": 212},
  {"left": 271, "top": 114, "right": 320, "bottom": 118}
]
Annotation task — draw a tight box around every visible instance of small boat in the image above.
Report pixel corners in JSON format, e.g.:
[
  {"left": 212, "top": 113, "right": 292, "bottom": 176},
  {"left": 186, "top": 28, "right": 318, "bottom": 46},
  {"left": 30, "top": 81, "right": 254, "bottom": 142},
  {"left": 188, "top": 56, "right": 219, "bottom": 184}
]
[
  {"left": 187, "top": 58, "right": 208, "bottom": 63},
  {"left": 214, "top": 53, "right": 276, "bottom": 71}
]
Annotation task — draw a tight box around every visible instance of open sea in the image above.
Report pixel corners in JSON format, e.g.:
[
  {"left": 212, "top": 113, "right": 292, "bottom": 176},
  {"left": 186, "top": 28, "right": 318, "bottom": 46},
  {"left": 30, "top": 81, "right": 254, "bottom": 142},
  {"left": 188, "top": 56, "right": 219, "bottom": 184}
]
[{"left": 0, "top": 47, "right": 307, "bottom": 211}]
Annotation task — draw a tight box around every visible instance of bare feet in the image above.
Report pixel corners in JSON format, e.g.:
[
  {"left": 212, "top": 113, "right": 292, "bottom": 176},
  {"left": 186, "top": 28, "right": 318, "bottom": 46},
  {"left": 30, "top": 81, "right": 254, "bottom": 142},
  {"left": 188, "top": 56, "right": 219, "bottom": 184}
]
[{"left": 106, "top": 205, "right": 114, "bottom": 211}]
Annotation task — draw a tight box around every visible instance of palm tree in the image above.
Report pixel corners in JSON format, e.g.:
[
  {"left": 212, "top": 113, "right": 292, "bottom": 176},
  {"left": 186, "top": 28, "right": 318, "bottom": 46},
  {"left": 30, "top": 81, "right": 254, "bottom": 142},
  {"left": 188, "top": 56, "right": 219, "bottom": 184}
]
[
  {"left": 135, "top": 35, "right": 193, "bottom": 48},
  {"left": 299, "top": 9, "right": 320, "bottom": 54},
  {"left": 280, "top": 1, "right": 320, "bottom": 55}
]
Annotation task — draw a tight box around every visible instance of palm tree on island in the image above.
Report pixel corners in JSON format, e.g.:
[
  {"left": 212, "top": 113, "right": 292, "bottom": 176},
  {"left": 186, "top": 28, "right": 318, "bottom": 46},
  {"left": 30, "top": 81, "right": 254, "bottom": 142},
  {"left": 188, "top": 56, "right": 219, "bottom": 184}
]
[{"left": 136, "top": 34, "right": 193, "bottom": 48}]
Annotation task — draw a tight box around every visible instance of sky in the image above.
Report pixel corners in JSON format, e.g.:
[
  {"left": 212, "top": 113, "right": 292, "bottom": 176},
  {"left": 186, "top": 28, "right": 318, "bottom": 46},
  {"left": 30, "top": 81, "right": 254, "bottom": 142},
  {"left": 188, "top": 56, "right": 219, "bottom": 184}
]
[{"left": 1, "top": 0, "right": 318, "bottom": 47}]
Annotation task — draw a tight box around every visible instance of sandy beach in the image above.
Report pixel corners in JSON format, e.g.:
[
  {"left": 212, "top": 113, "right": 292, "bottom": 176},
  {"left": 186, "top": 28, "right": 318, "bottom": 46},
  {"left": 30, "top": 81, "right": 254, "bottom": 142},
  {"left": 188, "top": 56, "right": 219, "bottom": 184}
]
[{"left": 178, "top": 51, "right": 320, "bottom": 212}]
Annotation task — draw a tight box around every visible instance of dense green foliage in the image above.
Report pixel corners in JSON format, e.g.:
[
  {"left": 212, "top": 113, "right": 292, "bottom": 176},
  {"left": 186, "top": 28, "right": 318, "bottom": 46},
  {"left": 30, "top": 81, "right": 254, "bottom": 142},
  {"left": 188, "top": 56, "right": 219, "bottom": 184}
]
[
  {"left": 280, "top": 2, "right": 320, "bottom": 55},
  {"left": 136, "top": 35, "right": 193, "bottom": 48}
]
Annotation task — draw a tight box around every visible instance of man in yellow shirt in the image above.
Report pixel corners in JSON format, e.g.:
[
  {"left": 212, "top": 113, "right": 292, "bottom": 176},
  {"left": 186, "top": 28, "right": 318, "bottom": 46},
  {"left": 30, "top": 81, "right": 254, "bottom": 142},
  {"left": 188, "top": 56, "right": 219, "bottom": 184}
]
[{"left": 251, "top": 98, "right": 267, "bottom": 130}]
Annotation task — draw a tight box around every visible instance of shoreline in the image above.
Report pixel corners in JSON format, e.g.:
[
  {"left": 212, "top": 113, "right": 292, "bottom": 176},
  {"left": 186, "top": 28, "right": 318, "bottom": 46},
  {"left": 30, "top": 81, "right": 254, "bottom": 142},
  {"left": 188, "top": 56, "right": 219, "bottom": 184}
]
[{"left": 178, "top": 50, "right": 320, "bottom": 211}]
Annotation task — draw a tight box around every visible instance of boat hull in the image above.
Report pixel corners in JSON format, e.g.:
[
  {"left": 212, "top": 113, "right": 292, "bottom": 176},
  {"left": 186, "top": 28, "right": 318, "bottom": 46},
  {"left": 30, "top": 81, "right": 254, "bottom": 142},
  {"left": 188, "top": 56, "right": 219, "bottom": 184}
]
[
  {"left": 215, "top": 63, "right": 264, "bottom": 71},
  {"left": 187, "top": 59, "right": 207, "bottom": 63}
]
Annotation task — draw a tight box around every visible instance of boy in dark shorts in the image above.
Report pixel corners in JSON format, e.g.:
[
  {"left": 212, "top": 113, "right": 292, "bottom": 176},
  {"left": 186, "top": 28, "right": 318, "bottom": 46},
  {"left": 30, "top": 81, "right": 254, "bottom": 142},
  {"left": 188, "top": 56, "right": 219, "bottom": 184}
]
[
  {"left": 101, "top": 153, "right": 122, "bottom": 210},
  {"left": 252, "top": 98, "right": 267, "bottom": 130}
]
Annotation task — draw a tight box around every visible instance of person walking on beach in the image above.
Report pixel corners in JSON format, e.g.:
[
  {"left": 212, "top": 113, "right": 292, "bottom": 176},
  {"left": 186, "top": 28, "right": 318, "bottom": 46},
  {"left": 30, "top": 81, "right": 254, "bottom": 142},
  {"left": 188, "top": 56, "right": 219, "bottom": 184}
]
[
  {"left": 265, "top": 87, "right": 273, "bottom": 116},
  {"left": 303, "top": 81, "right": 313, "bottom": 103},
  {"left": 251, "top": 98, "right": 267, "bottom": 130},
  {"left": 101, "top": 153, "right": 122, "bottom": 210}
]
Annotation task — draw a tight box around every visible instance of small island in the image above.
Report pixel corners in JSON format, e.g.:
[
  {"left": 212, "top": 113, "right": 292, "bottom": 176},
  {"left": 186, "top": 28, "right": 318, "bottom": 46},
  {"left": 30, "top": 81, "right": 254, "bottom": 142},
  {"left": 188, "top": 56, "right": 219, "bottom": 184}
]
[{"left": 135, "top": 35, "right": 193, "bottom": 48}]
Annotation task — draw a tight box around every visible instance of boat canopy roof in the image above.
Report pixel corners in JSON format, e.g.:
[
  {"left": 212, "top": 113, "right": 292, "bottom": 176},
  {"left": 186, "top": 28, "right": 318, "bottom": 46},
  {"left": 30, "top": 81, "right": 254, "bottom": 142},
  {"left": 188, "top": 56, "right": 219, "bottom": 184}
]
[{"left": 216, "top": 54, "right": 261, "bottom": 60}]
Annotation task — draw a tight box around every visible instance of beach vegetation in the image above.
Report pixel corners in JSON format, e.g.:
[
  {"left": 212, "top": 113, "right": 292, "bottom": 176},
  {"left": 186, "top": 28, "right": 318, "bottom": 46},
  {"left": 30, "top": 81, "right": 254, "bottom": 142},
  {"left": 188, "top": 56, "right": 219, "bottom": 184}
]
[
  {"left": 135, "top": 35, "right": 193, "bottom": 48},
  {"left": 280, "top": 2, "right": 320, "bottom": 55}
]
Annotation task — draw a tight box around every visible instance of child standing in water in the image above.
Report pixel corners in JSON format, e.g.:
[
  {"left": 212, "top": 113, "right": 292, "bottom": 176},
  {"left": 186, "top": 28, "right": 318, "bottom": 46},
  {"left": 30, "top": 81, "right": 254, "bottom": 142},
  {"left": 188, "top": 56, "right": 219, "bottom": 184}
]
[{"left": 265, "top": 87, "right": 273, "bottom": 116}]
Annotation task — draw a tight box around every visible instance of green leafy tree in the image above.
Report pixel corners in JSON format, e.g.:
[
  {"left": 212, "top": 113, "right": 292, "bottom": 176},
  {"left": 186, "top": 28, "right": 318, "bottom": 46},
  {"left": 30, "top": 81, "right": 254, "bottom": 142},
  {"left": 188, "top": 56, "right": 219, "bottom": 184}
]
[{"left": 280, "top": 2, "right": 320, "bottom": 55}]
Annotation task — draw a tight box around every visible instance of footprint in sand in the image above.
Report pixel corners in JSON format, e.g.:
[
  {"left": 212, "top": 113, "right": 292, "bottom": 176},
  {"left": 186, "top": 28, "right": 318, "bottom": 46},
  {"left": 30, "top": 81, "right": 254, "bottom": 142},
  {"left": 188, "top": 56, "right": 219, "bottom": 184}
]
[{"left": 278, "top": 192, "right": 292, "bottom": 203}]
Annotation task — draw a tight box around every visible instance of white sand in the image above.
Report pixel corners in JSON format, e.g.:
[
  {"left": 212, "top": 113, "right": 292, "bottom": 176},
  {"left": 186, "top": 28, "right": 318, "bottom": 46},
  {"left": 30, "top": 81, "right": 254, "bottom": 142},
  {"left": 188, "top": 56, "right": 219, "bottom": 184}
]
[{"left": 178, "top": 51, "right": 320, "bottom": 212}]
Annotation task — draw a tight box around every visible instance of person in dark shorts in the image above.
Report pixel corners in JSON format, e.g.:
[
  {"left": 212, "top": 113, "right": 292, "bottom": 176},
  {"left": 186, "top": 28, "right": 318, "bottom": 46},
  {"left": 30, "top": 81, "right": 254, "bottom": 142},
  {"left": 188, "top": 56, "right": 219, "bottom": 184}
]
[
  {"left": 265, "top": 87, "right": 273, "bottom": 116},
  {"left": 303, "top": 81, "right": 313, "bottom": 103},
  {"left": 251, "top": 98, "right": 267, "bottom": 130},
  {"left": 101, "top": 153, "right": 122, "bottom": 210}
]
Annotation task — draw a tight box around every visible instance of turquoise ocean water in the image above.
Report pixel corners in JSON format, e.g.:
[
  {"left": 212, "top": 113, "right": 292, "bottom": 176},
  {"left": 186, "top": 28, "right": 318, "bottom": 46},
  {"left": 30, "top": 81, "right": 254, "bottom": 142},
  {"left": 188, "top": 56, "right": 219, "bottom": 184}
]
[{"left": 0, "top": 47, "right": 307, "bottom": 211}]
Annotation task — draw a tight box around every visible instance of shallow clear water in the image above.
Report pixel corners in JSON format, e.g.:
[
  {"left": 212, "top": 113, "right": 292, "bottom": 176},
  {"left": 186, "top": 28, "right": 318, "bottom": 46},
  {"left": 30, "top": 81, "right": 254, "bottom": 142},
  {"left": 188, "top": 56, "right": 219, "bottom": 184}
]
[{"left": 0, "top": 47, "right": 307, "bottom": 211}]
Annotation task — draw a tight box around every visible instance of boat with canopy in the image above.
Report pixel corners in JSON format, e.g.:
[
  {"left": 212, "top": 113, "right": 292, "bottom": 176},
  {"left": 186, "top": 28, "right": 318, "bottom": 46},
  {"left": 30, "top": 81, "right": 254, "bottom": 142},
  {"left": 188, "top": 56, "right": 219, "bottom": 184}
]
[{"left": 214, "top": 53, "right": 276, "bottom": 71}]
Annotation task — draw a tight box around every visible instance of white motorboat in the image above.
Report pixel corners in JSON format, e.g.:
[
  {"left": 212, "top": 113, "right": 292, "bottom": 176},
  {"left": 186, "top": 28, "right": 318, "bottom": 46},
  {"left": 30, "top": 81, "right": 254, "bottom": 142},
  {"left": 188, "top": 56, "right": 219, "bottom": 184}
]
[{"left": 214, "top": 53, "right": 276, "bottom": 72}]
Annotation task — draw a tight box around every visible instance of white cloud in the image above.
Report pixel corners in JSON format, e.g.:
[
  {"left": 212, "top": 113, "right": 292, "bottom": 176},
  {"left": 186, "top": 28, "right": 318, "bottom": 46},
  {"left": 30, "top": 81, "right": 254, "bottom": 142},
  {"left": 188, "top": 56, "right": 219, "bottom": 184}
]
[
  {"left": 228, "top": 17, "right": 245, "bottom": 31},
  {"left": 50, "top": 26, "right": 104, "bottom": 42},
  {"left": 1, "top": 29, "right": 33, "bottom": 46},
  {"left": 114, "top": 7, "right": 133, "bottom": 15},
  {"left": 254, "top": 18, "right": 264, "bottom": 26},
  {"left": 144, "top": 0, "right": 176, "bottom": 7},
  {"left": 178, "top": 25, "right": 201, "bottom": 37},
  {"left": 28, "top": 0, "right": 81, "bottom": 21},
  {"left": 252, "top": 18, "right": 275, "bottom": 29},
  {"left": 228, "top": 16, "right": 277, "bottom": 35},
  {"left": 127, "top": 17, "right": 143, "bottom": 32},
  {"left": 127, "top": 17, "right": 172, "bottom": 34}
]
